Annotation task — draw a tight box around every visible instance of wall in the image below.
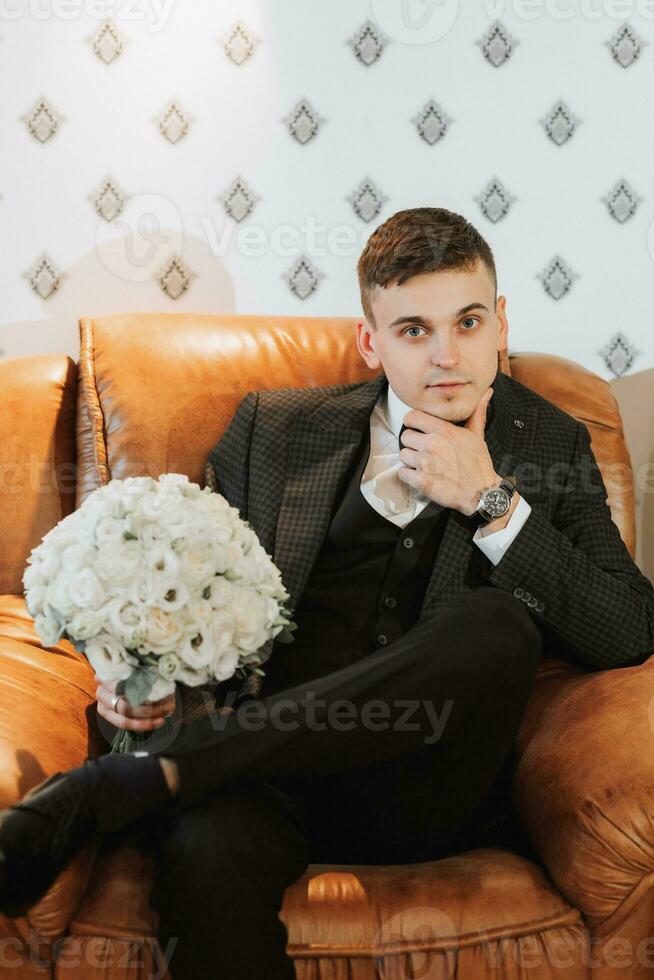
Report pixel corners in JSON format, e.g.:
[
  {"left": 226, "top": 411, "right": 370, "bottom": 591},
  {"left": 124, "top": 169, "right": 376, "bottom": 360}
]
[{"left": 1, "top": 0, "right": 653, "bottom": 380}]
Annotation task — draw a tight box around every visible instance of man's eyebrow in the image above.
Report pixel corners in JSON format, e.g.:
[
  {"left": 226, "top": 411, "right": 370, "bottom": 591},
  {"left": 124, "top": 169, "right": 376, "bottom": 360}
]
[{"left": 388, "top": 303, "right": 490, "bottom": 329}]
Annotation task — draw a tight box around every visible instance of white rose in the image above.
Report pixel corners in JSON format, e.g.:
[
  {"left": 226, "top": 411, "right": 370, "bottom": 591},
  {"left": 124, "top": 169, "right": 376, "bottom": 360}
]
[
  {"left": 138, "top": 523, "right": 167, "bottom": 549},
  {"left": 234, "top": 551, "right": 267, "bottom": 583},
  {"left": 157, "top": 473, "right": 190, "bottom": 491},
  {"left": 180, "top": 544, "right": 215, "bottom": 586},
  {"left": 178, "top": 625, "right": 215, "bottom": 669},
  {"left": 33, "top": 548, "right": 61, "bottom": 580},
  {"left": 145, "top": 547, "right": 181, "bottom": 580},
  {"left": 45, "top": 578, "right": 77, "bottom": 618},
  {"left": 206, "top": 577, "right": 236, "bottom": 609},
  {"left": 60, "top": 543, "right": 96, "bottom": 574},
  {"left": 94, "top": 540, "right": 142, "bottom": 584},
  {"left": 214, "top": 542, "right": 243, "bottom": 575},
  {"left": 68, "top": 567, "right": 106, "bottom": 609},
  {"left": 67, "top": 604, "right": 112, "bottom": 640},
  {"left": 94, "top": 518, "right": 126, "bottom": 548},
  {"left": 106, "top": 596, "right": 143, "bottom": 646},
  {"left": 159, "top": 580, "right": 190, "bottom": 612},
  {"left": 236, "top": 628, "right": 269, "bottom": 655},
  {"left": 209, "top": 609, "right": 236, "bottom": 654},
  {"left": 85, "top": 632, "right": 132, "bottom": 683},
  {"left": 230, "top": 589, "right": 268, "bottom": 634},
  {"left": 139, "top": 606, "right": 185, "bottom": 654},
  {"left": 127, "top": 569, "right": 188, "bottom": 608},
  {"left": 210, "top": 645, "right": 239, "bottom": 682},
  {"left": 23, "top": 562, "right": 46, "bottom": 591},
  {"left": 186, "top": 598, "right": 213, "bottom": 623}
]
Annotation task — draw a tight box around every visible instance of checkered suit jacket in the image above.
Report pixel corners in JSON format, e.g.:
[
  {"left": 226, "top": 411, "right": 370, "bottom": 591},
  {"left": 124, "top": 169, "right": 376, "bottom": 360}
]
[{"left": 204, "top": 368, "right": 654, "bottom": 678}]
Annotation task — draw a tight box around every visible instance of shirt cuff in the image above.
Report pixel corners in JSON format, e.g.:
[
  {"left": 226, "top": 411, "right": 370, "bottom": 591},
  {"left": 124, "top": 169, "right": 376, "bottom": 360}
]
[{"left": 472, "top": 494, "right": 532, "bottom": 566}]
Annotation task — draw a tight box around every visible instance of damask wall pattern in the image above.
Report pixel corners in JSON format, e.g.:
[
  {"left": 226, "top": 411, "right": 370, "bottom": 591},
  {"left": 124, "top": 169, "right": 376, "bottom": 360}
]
[{"left": 0, "top": 0, "right": 653, "bottom": 379}]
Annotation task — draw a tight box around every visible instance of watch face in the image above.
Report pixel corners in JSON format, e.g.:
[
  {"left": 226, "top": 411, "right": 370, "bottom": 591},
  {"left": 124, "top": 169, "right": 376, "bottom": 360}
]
[{"left": 482, "top": 488, "right": 510, "bottom": 517}]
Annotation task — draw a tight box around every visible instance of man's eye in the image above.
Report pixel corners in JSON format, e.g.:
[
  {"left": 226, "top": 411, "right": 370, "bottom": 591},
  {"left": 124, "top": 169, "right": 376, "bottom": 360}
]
[
  {"left": 461, "top": 317, "right": 479, "bottom": 329},
  {"left": 403, "top": 326, "right": 425, "bottom": 337}
]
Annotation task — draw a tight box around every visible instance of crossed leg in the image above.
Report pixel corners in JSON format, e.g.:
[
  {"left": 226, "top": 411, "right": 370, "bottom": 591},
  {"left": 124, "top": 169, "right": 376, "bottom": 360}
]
[{"left": 145, "top": 587, "right": 543, "bottom": 978}]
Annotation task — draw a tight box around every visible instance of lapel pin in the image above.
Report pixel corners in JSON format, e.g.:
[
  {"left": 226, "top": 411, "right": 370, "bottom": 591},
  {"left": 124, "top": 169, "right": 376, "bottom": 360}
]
[{"left": 513, "top": 419, "right": 524, "bottom": 428}]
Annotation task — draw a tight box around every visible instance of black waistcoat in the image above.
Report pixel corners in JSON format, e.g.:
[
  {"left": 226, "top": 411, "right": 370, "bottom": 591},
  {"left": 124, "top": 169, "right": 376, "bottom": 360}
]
[{"left": 261, "top": 425, "right": 450, "bottom": 698}]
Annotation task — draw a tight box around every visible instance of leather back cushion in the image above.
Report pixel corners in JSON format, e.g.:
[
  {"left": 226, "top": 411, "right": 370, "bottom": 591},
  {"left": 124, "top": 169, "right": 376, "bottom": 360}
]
[
  {"left": 0, "top": 355, "right": 77, "bottom": 596},
  {"left": 76, "top": 313, "right": 635, "bottom": 558}
]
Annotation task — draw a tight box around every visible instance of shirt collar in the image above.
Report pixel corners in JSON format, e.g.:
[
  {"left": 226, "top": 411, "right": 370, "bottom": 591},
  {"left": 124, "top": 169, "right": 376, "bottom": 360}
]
[{"left": 383, "top": 380, "right": 413, "bottom": 441}]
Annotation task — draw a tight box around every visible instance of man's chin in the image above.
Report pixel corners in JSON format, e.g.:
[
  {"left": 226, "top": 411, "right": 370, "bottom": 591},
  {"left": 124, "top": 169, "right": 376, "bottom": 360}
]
[
  {"left": 422, "top": 388, "right": 475, "bottom": 425},
  {"left": 419, "top": 399, "right": 470, "bottom": 425}
]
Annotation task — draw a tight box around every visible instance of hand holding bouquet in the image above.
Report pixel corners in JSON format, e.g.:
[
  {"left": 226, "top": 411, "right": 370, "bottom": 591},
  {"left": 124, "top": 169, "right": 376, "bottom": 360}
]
[{"left": 22, "top": 473, "right": 296, "bottom": 752}]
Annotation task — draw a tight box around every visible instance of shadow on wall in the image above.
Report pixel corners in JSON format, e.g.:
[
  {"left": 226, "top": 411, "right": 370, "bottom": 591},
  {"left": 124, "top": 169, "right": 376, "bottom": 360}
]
[
  {"left": 0, "top": 231, "right": 235, "bottom": 361},
  {"left": 611, "top": 368, "right": 654, "bottom": 583}
]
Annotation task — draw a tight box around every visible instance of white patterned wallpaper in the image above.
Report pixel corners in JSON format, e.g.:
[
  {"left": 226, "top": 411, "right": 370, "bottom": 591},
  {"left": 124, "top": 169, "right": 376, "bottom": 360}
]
[{"left": 1, "top": 0, "right": 654, "bottom": 381}]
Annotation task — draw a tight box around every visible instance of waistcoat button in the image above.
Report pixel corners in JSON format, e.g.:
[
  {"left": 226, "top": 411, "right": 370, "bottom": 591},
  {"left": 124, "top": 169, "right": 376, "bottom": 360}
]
[
  {"left": 402, "top": 537, "right": 414, "bottom": 549},
  {"left": 377, "top": 634, "right": 388, "bottom": 646},
  {"left": 384, "top": 596, "right": 397, "bottom": 608}
]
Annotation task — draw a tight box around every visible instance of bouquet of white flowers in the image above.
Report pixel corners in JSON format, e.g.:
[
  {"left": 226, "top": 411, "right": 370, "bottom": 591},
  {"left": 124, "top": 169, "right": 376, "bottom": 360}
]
[{"left": 22, "top": 473, "right": 296, "bottom": 752}]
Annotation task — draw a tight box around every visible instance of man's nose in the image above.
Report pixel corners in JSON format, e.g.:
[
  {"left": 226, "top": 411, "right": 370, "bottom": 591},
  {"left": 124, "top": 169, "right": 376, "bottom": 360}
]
[{"left": 430, "top": 335, "right": 459, "bottom": 367}]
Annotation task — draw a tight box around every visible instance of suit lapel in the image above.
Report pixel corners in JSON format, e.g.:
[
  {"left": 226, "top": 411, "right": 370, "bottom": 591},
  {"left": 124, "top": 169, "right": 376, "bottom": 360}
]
[
  {"left": 272, "top": 372, "right": 387, "bottom": 614},
  {"left": 272, "top": 366, "right": 537, "bottom": 621},
  {"left": 418, "top": 368, "right": 536, "bottom": 616}
]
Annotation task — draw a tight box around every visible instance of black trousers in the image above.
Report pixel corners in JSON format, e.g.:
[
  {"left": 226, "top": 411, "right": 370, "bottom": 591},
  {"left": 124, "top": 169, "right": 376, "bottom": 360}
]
[{"left": 143, "top": 587, "right": 543, "bottom": 980}]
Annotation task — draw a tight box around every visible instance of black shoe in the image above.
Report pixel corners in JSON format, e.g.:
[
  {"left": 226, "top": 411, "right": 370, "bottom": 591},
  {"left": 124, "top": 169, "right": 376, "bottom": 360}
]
[{"left": 0, "top": 769, "right": 98, "bottom": 918}]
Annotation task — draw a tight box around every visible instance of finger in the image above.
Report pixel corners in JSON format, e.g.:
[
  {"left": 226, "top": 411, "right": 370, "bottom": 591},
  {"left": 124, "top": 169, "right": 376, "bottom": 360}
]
[
  {"left": 142, "top": 693, "right": 177, "bottom": 710},
  {"left": 97, "top": 700, "right": 167, "bottom": 732},
  {"left": 96, "top": 678, "right": 175, "bottom": 710},
  {"left": 398, "top": 447, "right": 420, "bottom": 468},
  {"left": 399, "top": 428, "right": 429, "bottom": 450},
  {"left": 465, "top": 388, "right": 493, "bottom": 435},
  {"left": 398, "top": 466, "right": 422, "bottom": 488},
  {"left": 96, "top": 686, "right": 175, "bottom": 720}
]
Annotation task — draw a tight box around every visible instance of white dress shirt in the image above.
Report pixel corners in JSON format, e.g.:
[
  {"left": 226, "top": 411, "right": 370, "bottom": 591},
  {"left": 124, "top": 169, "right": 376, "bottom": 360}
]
[{"left": 360, "top": 380, "right": 531, "bottom": 566}]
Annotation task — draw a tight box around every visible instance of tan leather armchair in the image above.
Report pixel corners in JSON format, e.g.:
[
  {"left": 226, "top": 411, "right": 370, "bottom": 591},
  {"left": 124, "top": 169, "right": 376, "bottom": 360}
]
[{"left": 0, "top": 313, "right": 651, "bottom": 979}]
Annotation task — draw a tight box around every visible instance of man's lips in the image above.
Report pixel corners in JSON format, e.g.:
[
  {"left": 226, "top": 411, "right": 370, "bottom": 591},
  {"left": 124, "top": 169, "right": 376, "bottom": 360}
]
[{"left": 427, "top": 381, "right": 469, "bottom": 388}]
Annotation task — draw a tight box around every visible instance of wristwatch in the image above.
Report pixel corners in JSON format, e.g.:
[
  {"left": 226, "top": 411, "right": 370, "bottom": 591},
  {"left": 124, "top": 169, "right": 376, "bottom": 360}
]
[{"left": 468, "top": 474, "right": 517, "bottom": 529}]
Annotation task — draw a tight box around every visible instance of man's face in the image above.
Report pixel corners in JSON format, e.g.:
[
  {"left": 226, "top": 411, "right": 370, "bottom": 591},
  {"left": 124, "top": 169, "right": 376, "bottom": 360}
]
[{"left": 356, "top": 260, "right": 508, "bottom": 424}]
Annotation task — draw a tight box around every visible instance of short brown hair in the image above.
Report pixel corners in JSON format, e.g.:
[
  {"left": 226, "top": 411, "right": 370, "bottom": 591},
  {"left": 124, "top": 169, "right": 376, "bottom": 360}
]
[{"left": 357, "top": 207, "right": 497, "bottom": 330}]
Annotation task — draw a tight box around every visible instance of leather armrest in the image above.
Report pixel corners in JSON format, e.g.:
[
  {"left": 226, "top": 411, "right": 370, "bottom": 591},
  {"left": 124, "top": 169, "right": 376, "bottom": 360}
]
[
  {"left": 513, "top": 652, "right": 654, "bottom": 933},
  {"left": 0, "top": 596, "right": 104, "bottom": 938}
]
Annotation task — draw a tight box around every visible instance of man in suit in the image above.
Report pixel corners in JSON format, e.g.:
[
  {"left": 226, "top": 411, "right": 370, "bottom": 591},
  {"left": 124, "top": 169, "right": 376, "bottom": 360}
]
[{"left": 1, "top": 208, "right": 653, "bottom": 980}]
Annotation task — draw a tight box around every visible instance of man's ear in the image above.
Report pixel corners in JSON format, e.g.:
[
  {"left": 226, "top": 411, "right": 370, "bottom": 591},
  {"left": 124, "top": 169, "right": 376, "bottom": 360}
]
[
  {"left": 356, "top": 318, "right": 382, "bottom": 370},
  {"left": 496, "top": 295, "right": 509, "bottom": 353}
]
